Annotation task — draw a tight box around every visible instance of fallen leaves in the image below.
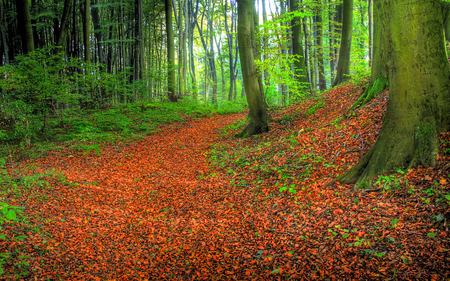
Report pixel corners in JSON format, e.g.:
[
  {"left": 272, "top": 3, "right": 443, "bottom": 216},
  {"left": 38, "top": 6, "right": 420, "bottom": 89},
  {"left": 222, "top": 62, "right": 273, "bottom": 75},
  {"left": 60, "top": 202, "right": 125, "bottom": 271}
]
[{"left": 1, "top": 84, "right": 448, "bottom": 280}]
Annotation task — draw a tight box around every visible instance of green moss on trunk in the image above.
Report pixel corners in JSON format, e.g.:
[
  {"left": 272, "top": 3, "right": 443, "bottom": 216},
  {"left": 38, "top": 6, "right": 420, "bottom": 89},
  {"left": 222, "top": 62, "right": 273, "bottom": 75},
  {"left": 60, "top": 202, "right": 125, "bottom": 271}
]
[{"left": 341, "top": 0, "right": 449, "bottom": 188}]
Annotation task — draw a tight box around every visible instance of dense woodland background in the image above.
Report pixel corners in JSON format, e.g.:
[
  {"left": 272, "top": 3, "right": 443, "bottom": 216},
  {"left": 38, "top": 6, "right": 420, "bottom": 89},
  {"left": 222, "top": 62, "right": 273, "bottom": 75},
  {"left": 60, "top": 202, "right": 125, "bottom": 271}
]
[
  {"left": 0, "top": 0, "right": 375, "bottom": 143},
  {"left": 0, "top": 0, "right": 449, "bottom": 279}
]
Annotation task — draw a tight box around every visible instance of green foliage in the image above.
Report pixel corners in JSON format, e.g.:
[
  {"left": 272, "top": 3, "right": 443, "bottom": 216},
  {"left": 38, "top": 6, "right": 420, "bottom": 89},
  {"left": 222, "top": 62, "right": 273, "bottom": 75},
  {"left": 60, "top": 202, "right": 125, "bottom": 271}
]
[
  {"left": 306, "top": 100, "right": 325, "bottom": 116},
  {"left": 0, "top": 48, "right": 246, "bottom": 159}
]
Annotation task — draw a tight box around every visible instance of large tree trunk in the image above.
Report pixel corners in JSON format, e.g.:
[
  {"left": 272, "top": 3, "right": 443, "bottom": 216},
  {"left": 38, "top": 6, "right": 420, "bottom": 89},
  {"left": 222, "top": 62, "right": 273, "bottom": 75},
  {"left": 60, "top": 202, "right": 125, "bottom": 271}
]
[
  {"left": 16, "top": 0, "right": 34, "bottom": 53},
  {"left": 165, "top": 0, "right": 177, "bottom": 101},
  {"left": 333, "top": 0, "right": 352, "bottom": 86},
  {"left": 341, "top": 0, "right": 450, "bottom": 188},
  {"left": 237, "top": 0, "right": 268, "bottom": 136}
]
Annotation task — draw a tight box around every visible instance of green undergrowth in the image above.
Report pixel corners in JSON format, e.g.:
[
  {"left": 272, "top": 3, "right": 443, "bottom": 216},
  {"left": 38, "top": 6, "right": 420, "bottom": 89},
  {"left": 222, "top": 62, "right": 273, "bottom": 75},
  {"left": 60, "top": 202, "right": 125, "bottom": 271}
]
[
  {"left": 209, "top": 130, "right": 330, "bottom": 197},
  {"left": 1, "top": 99, "right": 246, "bottom": 160},
  {"left": 0, "top": 157, "right": 75, "bottom": 278}
]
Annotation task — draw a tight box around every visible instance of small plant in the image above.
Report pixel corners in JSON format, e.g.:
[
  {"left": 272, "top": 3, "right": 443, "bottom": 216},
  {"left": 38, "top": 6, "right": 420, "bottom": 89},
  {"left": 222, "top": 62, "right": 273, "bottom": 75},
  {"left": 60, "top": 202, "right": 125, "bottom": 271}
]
[
  {"left": 306, "top": 100, "right": 325, "bottom": 116},
  {"left": 375, "top": 174, "right": 403, "bottom": 192}
]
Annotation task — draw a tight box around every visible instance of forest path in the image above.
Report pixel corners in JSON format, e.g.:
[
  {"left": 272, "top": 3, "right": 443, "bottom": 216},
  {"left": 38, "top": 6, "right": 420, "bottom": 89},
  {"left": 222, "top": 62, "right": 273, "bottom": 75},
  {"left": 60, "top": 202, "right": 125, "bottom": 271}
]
[
  {"left": 24, "top": 113, "right": 251, "bottom": 279},
  {"left": 14, "top": 87, "right": 448, "bottom": 280}
]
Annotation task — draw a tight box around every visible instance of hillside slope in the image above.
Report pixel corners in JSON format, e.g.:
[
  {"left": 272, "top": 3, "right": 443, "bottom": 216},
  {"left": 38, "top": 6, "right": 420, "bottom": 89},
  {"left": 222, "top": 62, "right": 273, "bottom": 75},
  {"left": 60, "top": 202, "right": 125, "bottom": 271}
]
[{"left": 1, "top": 84, "right": 448, "bottom": 279}]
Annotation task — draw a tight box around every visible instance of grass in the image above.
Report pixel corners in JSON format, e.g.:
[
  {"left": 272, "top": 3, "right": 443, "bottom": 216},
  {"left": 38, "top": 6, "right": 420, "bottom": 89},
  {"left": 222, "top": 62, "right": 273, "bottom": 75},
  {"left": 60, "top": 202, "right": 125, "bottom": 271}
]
[{"left": 1, "top": 98, "right": 247, "bottom": 161}]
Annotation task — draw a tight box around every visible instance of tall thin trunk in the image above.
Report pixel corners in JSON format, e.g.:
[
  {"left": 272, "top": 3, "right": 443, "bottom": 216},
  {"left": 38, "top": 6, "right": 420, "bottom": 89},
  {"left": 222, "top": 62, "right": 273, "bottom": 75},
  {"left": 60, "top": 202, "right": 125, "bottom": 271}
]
[
  {"left": 165, "top": 0, "right": 177, "bottom": 101},
  {"left": 55, "top": 0, "right": 72, "bottom": 46},
  {"left": 237, "top": 0, "right": 268, "bottom": 136},
  {"left": 333, "top": 0, "right": 352, "bottom": 86},
  {"left": 91, "top": 0, "right": 103, "bottom": 63},
  {"left": 133, "top": 0, "right": 143, "bottom": 80},
  {"left": 314, "top": 0, "right": 326, "bottom": 90},
  {"left": 290, "top": 0, "right": 308, "bottom": 85},
  {"left": 16, "top": 0, "right": 34, "bottom": 53},
  {"left": 82, "top": 0, "right": 91, "bottom": 62}
]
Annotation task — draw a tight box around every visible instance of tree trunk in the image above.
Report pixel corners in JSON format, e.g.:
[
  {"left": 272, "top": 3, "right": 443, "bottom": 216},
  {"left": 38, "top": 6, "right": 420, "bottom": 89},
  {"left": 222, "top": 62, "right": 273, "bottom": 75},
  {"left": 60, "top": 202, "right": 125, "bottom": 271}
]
[
  {"left": 91, "top": 0, "right": 103, "bottom": 64},
  {"left": 290, "top": 0, "right": 308, "bottom": 85},
  {"left": 16, "top": 0, "right": 34, "bottom": 53},
  {"left": 165, "top": 0, "right": 177, "bottom": 101},
  {"left": 237, "top": 0, "right": 269, "bottom": 136},
  {"left": 82, "top": 0, "right": 91, "bottom": 62},
  {"left": 341, "top": 0, "right": 450, "bottom": 188},
  {"left": 314, "top": 0, "right": 326, "bottom": 90},
  {"left": 133, "top": 0, "right": 143, "bottom": 80},
  {"left": 55, "top": 0, "right": 72, "bottom": 46},
  {"left": 333, "top": 0, "right": 352, "bottom": 86}
]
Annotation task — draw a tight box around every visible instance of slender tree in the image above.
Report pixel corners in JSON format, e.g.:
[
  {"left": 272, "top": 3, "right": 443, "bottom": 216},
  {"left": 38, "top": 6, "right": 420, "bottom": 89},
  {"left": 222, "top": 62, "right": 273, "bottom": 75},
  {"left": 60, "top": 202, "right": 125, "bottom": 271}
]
[
  {"left": 133, "top": 0, "right": 144, "bottom": 80},
  {"left": 333, "top": 0, "right": 352, "bottom": 86},
  {"left": 290, "top": 0, "right": 308, "bottom": 84},
  {"left": 55, "top": 0, "right": 72, "bottom": 46},
  {"left": 82, "top": 0, "right": 91, "bottom": 62},
  {"left": 16, "top": 0, "right": 34, "bottom": 53},
  {"left": 341, "top": 0, "right": 449, "bottom": 187},
  {"left": 165, "top": 0, "right": 177, "bottom": 101},
  {"left": 237, "top": 0, "right": 269, "bottom": 136}
]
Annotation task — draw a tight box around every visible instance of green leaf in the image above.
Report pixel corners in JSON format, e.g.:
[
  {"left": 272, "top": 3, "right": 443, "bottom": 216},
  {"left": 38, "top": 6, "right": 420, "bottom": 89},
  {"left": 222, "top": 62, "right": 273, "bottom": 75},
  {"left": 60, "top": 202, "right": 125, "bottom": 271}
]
[{"left": 5, "top": 209, "right": 17, "bottom": 221}]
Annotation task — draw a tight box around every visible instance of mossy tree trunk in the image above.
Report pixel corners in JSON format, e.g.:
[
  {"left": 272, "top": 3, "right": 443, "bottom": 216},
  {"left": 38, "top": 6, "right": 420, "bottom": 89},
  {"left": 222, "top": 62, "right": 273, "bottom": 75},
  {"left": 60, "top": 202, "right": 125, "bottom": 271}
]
[
  {"left": 351, "top": 0, "right": 389, "bottom": 109},
  {"left": 333, "top": 0, "right": 352, "bottom": 86},
  {"left": 237, "top": 0, "right": 269, "bottom": 137},
  {"left": 342, "top": 0, "right": 450, "bottom": 188}
]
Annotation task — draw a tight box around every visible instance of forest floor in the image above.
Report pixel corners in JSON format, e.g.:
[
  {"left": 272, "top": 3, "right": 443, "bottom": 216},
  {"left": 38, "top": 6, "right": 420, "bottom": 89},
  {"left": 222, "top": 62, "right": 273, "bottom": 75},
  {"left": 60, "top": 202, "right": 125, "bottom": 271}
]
[{"left": 2, "top": 84, "right": 449, "bottom": 280}]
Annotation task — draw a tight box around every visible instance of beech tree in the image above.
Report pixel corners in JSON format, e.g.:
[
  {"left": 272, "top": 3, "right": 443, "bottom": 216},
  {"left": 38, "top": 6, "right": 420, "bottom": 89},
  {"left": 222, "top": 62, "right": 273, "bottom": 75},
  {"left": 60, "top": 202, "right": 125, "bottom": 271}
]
[
  {"left": 333, "top": 0, "right": 352, "bottom": 86},
  {"left": 237, "top": 0, "right": 268, "bottom": 136},
  {"left": 165, "top": 0, "right": 177, "bottom": 101},
  {"left": 341, "top": 0, "right": 450, "bottom": 187},
  {"left": 16, "top": 0, "right": 34, "bottom": 53}
]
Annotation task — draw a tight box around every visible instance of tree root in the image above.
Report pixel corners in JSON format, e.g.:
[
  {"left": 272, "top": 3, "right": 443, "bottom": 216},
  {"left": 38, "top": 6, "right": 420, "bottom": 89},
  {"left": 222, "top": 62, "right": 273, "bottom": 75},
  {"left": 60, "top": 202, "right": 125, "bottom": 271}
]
[{"left": 351, "top": 76, "right": 388, "bottom": 111}]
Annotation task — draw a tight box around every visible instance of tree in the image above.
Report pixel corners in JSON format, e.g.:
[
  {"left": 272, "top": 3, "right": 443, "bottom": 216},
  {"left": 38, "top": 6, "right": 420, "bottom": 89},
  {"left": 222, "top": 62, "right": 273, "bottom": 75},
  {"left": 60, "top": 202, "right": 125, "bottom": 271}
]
[
  {"left": 165, "top": 0, "right": 177, "bottom": 102},
  {"left": 289, "top": 0, "right": 308, "bottom": 84},
  {"left": 16, "top": 0, "right": 34, "bottom": 53},
  {"left": 55, "top": 0, "right": 73, "bottom": 47},
  {"left": 341, "top": 0, "right": 450, "bottom": 188},
  {"left": 333, "top": 0, "right": 352, "bottom": 86},
  {"left": 133, "top": 0, "right": 144, "bottom": 80},
  {"left": 237, "top": 0, "right": 269, "bottom": 136},
  {"left": 82, "top": 0, "right": 91, "bottom": 62}
]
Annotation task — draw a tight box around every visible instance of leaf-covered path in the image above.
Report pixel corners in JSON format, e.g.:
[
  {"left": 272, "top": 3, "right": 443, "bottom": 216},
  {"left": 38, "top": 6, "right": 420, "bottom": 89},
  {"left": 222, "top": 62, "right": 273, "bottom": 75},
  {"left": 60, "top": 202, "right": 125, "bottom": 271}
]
[
  {"left": 22, "top": 113, "right": 253, "bottom": 279},
  {"left": 9, "top": 87, "right": 449, "bottom": 280}
]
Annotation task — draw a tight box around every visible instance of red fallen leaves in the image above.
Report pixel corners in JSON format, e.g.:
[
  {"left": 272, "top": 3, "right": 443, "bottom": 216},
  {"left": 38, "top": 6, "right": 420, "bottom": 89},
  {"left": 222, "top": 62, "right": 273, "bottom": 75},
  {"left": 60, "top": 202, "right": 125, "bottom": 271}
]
[{"left": 2, "top": 84, "right": 448, "bottom": 280}]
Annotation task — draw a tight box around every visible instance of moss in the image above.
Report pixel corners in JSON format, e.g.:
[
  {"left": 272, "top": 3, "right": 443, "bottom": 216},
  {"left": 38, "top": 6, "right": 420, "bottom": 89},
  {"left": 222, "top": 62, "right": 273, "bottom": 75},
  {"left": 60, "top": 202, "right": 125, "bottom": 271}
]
[
  {"left": 351, "top": 76, "right": 388, "bottom": 110},
  {"left": 413, "top": 120, "right": 438, "bottom": 166}
]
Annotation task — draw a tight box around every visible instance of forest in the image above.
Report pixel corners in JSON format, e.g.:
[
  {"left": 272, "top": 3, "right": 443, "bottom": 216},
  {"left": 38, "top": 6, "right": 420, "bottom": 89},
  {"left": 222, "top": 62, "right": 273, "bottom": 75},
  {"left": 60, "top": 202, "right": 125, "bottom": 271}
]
[{"left": 0, "top": 0, "right": 449, "bottom": 279}]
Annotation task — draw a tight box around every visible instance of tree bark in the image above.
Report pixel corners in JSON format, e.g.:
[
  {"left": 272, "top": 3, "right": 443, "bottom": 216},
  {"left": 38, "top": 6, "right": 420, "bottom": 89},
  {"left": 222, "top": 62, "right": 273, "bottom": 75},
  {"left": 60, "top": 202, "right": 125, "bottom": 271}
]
[
  {"left": 333, "top": 0, "right": 352, "bottom": 86},
  {"left": 290, "top": 0, "right": 308, "bottom": 85},
  {"left": 55, "top": 0, "right": 72, "bottom": 46},
  {"left": 341, "top": 0, "right": 450, "bottom": 188},
  {"left": 165, "top": 0, "right": 177, "bottom": 101},
  {"left": 133, "top": 0, "right": 144, "bottom": 80},
  {"left": 82, "top": 0, "right": 91, "bottom": 62},
  {"left": 314, "top": 0, "right": 326, "bottom": 90},
  {"left": 16, "top": 0, "right": 34, "bottom": 53},
  {"left": 237, "top": 0, "right": 269, "bottom": 136}
]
